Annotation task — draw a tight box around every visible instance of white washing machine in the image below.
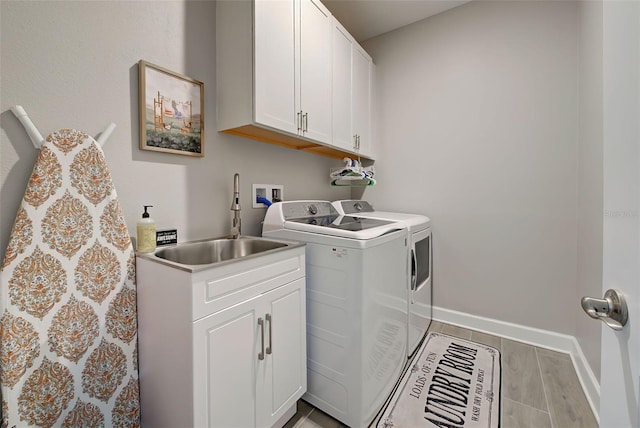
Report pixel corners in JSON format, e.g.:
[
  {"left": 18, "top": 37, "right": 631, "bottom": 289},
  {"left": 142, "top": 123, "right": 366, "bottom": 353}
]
[
  {"left": 263, "top": 201, "right": 409, "bottom": 428},
  {"left": 333, "top": 200, "right": 432, "bottom": 358}
]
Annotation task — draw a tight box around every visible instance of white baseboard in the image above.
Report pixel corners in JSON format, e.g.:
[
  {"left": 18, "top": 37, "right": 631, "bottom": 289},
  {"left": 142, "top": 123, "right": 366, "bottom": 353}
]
[{"left": 432, "top": 306, "right": 600, "bottom": 423}]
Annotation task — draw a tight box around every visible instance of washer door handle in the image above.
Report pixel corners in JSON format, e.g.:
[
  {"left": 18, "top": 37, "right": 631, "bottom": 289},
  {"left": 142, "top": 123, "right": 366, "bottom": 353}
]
[{"left": 581, "top": 289, "right": 628, "bottom": 331}]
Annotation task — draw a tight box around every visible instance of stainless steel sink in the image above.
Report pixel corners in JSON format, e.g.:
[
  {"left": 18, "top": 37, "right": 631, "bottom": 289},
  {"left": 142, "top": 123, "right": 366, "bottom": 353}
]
[{"left": 153, "top": 236, "right": 297, "bottom": 268}]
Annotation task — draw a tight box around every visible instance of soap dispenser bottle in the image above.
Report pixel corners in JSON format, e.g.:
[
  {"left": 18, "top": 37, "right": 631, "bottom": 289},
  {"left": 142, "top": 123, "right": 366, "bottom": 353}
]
[{"left": 137, "top": 205, "right": 156, "bottom": 253}]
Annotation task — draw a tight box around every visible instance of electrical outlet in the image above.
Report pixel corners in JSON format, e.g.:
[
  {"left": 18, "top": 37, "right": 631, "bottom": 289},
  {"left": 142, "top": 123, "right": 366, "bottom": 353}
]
[{"left": 253, "top": 184, "right": 284, "bottom": 208}]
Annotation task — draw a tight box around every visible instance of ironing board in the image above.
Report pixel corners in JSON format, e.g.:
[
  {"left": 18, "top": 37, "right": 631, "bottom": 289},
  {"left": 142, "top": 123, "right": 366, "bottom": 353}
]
[{"left": 1, "top": 115, "right": 140, "bottom": 427}]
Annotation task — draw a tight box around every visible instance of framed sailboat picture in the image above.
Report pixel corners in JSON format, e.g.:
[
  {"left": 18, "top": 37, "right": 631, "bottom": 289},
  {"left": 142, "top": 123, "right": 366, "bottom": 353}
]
[{"left": 138, "top": 60, "right": 204, "bottom": 157}]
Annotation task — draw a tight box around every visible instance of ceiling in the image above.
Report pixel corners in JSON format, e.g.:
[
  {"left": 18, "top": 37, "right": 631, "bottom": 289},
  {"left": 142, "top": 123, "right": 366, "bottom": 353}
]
[{"left": 323, "top": 0, "right": 471, "bottom": 42}]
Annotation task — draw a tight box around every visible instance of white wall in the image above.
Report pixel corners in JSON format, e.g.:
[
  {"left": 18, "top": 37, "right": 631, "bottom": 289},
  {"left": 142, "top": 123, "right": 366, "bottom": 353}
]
[
  {"left": 576, "top": 0, "right": 603, "bottom": 381},
  {"left": 0, "top": 0, "right": 350, "bottom": 261},
  {"left": 363, "top": 1, "right": 581, "bottom": 334}
]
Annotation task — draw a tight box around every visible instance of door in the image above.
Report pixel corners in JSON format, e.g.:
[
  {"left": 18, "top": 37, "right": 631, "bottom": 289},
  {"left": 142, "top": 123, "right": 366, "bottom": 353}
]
[
  {"left": 408, "top": 227, "right": 432, "bottom": 357},
  {"left": 331, "top": 17, "right": 354, "bottom": 150},
  {"left": 258, "top": 279, "right": 307, "bottom": 427},
  {"left": 193, "top": 298, "right": 260, "bottom": 428},
  {"left": 352, "top": 45, "right": 372, "bottom": 156},
  {"left": 299, "top": 0, "right": 332, "bottom": 143},
  {"left": 254, "top": 0, "right": 298, "bottom": 134},
  {"left": 599, "top": 1, "right": 639, "bottom": 426}
]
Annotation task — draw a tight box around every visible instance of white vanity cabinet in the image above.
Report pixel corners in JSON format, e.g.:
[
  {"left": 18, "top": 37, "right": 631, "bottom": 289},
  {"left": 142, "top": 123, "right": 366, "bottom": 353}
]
[
  {"left": 331, "top": 18, "right": 374, "bottom": 157},
  {"left": 217, "top": 0, "right": 374, "bottom": 160},
  {"left": 193, "top": 278, "right": 305, "bottom": 428},
  {"left": 136, "top": 245, "right": 306, "bottom": 428}
]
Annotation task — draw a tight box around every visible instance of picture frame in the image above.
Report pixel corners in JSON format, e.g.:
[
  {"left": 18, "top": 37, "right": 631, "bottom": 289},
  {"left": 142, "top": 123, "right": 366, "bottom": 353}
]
[{"left": 138, "top": 60, "right": 204, "bottom": 157}]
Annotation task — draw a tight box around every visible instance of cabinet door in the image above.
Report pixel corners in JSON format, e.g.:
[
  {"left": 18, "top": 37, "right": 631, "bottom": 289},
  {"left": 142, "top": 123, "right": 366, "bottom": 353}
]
[
  {"left": 352, "top": 45, "right": 372, "bottom": 156},
  {"left": 257, "top": 279, "right": 306, "bottom": 427},
  {"left": 193, "top": 298, "right": 260, "bottom": 428},
  {"left": 331, "top": 18, "right": 354, "bottom": 151},
  {"left": 254, "top": 0, "right": 298, "bottom": 134},
  {"left": 299, "top": 0, "right": 332, "bottom": 144}
]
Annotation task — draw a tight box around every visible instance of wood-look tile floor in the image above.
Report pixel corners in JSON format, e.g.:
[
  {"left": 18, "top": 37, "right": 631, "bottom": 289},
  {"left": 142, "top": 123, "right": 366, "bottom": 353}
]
[{"left": 284, "top": 321, "right": 598, "bottom": 428}]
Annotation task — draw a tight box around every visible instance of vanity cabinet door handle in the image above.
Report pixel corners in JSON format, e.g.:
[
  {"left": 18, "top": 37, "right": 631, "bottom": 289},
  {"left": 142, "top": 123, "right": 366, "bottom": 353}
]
[
  {"left": 297, "top": 111, "right": 302, "bottom": 132},
  {"left": 303, "top": 113, "right": 308, "bottom": 132},
  {"left": 258, "top": 317, "right": 265, "bottom": 360},
  {"left": 266, "top": 313, "right": 272, "bottom": 355}
]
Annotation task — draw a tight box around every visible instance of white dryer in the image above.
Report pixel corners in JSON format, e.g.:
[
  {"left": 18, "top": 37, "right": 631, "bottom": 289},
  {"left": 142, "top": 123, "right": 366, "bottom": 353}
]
[
  {"left": 333, "top": 200, "right": 432, "bottom": 358},
  {"left": 263, "top": 201, "right": 409, "bottom": 428}
]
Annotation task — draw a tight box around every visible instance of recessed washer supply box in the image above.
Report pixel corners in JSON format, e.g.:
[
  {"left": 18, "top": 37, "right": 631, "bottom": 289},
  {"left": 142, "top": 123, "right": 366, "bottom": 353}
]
[{"left": 253, "top": 184, "right": 284, "bottom": 208}]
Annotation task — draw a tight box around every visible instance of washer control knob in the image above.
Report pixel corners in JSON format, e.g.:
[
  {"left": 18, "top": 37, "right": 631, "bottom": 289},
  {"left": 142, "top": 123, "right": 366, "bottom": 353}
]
[{"left": 308, "top": 204, "right": 318, "bottom": 215}]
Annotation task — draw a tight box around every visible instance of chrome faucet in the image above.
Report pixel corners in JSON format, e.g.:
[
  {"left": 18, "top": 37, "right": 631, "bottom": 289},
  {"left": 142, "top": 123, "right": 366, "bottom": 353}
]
[{"left": 230, "top": 173, "right": 241, "bottom": 238}]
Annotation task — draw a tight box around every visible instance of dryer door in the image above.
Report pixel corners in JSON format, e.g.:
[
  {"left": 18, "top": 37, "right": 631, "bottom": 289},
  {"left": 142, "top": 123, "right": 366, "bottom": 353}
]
[{"left": 408, "top": 227, "right": 432, "bottom": 357}]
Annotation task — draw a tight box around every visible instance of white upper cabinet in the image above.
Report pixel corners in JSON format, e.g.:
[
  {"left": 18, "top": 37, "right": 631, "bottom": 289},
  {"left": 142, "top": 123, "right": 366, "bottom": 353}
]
[
  {"left": 298, "top": 0, "right": 332, "bottom": 143},
  {"left": 217, "top": 0, "right": 375, "bottom": 160},
  {"left": 331, "top": 18, "right": 374, "bottom": 157},
  {"left": 254, "top": 0, "right": 331, "bottom": 142},
  {"left": 352, "top": 44, "right": 373, "bottom": 157},
  {"left": 254, "top": 0, "right": 298, "bottom": 134},
  {"left": 331, "top": 18, "right": 354, "bottom": 151}
]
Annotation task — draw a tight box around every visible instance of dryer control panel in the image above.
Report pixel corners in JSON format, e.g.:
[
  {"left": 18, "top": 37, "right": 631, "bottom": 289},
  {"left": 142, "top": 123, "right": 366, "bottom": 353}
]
[{"left": 339, "top": 200, "right": 374, "bottom": 214}]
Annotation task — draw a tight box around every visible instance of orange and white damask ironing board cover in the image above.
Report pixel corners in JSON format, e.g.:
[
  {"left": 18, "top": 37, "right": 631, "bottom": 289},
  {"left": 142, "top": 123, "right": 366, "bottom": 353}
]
[{"left": 1, "top": 129, "right": 139, "bottom": 427}]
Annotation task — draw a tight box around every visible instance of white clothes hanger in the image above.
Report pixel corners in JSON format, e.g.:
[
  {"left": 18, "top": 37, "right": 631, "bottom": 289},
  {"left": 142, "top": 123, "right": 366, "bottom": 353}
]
[{"left": 11, "top": 105, "right": 116, "bottom": 148}]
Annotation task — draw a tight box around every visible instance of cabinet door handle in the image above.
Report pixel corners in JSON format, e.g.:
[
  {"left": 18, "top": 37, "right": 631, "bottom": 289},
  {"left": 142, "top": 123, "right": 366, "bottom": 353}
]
[
  {"left": 297, "top": 111, "right": 302, "bottom": 132},
  {"left": 303, "top": 113, "right": 308, "bottom": 132},
  {"left": 258, "top": 317, "right": 265, "bottom": 360},
  {"left": 266, "top": 313, "right": 272, "bottom": 355}
]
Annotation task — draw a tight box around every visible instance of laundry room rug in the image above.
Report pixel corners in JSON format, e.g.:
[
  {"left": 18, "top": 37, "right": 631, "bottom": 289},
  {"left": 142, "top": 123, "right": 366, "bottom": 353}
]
[{"left": 377, "top": 332, "right": 501, "bottom": 428}]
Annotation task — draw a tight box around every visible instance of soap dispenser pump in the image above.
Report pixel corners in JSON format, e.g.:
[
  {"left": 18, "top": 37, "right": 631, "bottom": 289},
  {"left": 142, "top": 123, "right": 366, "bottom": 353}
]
[{"left": 137, "top": 205, "right": 156, "bottom": 253}]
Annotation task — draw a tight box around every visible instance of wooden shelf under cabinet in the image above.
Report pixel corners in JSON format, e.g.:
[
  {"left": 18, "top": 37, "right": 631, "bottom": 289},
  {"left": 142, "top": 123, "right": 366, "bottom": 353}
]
[{"left": 223, "top": 124, "right": 371, "bottom": 160}]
